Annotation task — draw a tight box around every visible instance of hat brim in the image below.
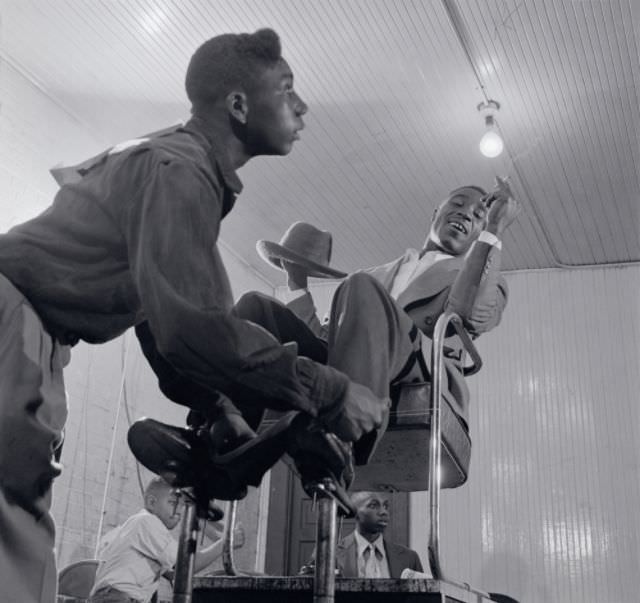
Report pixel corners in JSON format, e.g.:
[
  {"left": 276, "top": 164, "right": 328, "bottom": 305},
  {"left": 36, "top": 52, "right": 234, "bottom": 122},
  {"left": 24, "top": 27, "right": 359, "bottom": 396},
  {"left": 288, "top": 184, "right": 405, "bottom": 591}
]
[{"left": 256, "top": 240, "right": 347, "bottom": 279}]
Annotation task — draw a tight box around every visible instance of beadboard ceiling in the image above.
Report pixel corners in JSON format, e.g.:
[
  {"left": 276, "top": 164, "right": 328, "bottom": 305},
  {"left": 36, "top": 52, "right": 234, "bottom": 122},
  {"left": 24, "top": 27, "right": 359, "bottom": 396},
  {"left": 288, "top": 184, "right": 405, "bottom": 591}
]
[{"left": 2, "top": 0, "right": 639, "bottom": 284}]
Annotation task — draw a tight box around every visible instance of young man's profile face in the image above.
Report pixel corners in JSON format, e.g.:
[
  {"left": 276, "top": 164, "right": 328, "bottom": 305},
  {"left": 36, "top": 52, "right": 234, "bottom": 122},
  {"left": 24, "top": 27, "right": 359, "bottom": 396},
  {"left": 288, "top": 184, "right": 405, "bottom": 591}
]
[
  {"left": 245, "top": 58, "right": 308, "bottom": 156},
  {"left": 430, "top": 188, "right": 487, "bottom": 256}
]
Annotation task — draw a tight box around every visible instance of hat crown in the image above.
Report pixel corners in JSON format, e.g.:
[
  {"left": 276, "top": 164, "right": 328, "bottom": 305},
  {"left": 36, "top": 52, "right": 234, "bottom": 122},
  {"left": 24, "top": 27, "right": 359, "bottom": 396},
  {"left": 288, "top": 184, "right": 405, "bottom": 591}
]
[
  {"left": 256, "top": 221, "right": 346, "bottom": 279},
  {"left": 278, "top": 222, "right": 333, "bottom": 267}
]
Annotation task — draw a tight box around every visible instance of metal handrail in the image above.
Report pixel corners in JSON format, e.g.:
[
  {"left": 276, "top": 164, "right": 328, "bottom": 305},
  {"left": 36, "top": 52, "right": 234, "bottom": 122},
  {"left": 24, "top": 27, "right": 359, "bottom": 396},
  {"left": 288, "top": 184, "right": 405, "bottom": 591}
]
[
  {"left": 428, "top": 311, "right": 482, "bottom": 581},
  {"left": 173, "top": 499, "right": 198, "bottom": 603},
  {"left": 313, "top": 481, "right": 338, "bottom": 603},
  {"left": 454, "top": 320, "right": 483, "bottom": 377},
  {"left": 222, "top": 500, "right": 238, "bottom": 575}
]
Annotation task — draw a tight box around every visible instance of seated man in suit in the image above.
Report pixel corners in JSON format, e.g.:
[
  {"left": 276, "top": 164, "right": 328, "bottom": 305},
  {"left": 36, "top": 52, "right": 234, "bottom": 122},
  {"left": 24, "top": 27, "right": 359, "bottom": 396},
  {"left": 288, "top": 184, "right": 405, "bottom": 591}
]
[
  {"left": 240, "top": 177, "right": 521, "bottom": 468},
  {"left": 300, "top": 491, "right": 423, "bottom": 578},
  {"left": 136, "top": 179, "right": 519, "bottom": 498}
]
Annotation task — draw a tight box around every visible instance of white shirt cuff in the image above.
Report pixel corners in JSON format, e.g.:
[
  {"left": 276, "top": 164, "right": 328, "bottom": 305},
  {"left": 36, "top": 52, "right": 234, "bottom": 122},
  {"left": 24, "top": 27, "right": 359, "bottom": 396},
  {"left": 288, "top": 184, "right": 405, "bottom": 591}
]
[{"left": 477, "top": 230, "right": 502, "bottom": 250}]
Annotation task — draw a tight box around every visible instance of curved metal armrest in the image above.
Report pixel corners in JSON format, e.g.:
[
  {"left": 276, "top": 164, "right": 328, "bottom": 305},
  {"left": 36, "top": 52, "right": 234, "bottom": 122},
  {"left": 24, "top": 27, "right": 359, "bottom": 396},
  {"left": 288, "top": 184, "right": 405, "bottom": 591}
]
[{"left": 442, "top": 314, "right": 483, "bottom": 377}]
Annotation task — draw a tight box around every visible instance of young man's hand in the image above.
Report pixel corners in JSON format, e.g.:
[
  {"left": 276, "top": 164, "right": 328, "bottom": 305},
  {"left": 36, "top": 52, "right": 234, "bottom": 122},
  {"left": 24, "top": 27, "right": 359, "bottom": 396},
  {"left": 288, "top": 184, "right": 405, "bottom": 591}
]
[
  {"left": 325, "top": 382, "right": 388, "bottom": 442},
  {"left": 282, "top": 260, "right": 309, "bottom": 291},
  {"left": 485, "top": 176, "right": 522, "bottom": 236},
  {"left": 200, "top": 519, "right": 223, "bottom": 541}
]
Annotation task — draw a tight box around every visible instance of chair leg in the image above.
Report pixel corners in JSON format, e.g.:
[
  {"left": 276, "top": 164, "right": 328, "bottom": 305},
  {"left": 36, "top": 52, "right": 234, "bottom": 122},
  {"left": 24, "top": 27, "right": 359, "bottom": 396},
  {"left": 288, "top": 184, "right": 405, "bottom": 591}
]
[
  {"left": 427, "top": 313, "right": 447, "bottom": 580},
  {"left": 173, "top": 498, "right": 198, "bottom": 603},
  {"left": 312, "top": 480, "right": 338, "bottom": 603},
  {"left": 426, "top": 326, "right": 492, "bottom": 599},
  {"left": 222, "top": 500, "right": 238, "bottom": 576}
]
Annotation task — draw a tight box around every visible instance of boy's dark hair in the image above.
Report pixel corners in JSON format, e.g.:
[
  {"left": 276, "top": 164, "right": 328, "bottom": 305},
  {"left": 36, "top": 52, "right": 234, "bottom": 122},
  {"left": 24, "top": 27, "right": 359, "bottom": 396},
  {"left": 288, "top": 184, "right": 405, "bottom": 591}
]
[{"left": 185, "top": 28, "right": 282, "bottom": 113}]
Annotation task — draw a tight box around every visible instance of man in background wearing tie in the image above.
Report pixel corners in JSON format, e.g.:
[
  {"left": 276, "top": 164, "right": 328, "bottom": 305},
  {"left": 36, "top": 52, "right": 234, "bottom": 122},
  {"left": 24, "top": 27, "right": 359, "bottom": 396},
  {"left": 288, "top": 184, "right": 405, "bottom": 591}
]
[{"left": 301, "top": 491, "right": 423, "bottom": 578}]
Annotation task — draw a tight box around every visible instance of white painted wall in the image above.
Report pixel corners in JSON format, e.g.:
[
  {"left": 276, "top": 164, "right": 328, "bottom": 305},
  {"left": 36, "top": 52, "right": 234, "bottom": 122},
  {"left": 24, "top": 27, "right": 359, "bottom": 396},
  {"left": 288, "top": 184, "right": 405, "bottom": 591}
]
[
  {"left": 410, "top": 266, "right": 640, "bottom": 603},
  {"left": 0, "top": 61, "right": 108, "bottom": 231}
]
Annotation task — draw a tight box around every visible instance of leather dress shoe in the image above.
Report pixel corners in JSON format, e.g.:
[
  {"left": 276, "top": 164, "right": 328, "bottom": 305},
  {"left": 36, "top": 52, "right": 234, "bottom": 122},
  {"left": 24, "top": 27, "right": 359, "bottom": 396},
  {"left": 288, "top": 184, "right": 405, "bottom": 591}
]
[{"left": 127, "top": 412, "right": 298, "bottom": 501}]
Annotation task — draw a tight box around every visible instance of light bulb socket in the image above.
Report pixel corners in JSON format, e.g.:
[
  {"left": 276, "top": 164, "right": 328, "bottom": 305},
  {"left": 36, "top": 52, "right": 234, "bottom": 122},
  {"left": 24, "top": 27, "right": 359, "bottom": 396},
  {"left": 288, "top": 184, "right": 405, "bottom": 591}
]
[
  {"left": 477, "top": 99, "right": 501, "bottom": 116},
  {"left": 484, "top": 114, "right": 496, "bottom": 128}
]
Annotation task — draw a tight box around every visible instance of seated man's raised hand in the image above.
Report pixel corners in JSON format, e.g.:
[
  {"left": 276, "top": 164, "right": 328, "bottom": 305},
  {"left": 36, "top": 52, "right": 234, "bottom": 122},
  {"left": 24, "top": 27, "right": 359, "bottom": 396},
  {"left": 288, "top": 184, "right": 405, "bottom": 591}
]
[{"left": 484, "top": 176, "right": 522, "bottom": 236}]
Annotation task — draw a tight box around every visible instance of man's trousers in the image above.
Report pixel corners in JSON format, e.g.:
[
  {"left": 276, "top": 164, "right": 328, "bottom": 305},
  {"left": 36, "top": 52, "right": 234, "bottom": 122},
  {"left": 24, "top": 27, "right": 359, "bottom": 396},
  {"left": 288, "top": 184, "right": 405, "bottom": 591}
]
[
  {"left": 0, "top": 273, "right": 69, "bottom": 603},
  {"left": 234, "top": 273, "right": 433, "bottom": 463}
]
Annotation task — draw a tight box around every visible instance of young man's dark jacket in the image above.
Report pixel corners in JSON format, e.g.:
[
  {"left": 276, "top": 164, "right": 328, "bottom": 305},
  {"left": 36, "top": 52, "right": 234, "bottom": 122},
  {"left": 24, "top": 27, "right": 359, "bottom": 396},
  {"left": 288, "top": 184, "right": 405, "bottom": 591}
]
[{"left": 0, "top": 118, "right": 348, "bottom": 417}]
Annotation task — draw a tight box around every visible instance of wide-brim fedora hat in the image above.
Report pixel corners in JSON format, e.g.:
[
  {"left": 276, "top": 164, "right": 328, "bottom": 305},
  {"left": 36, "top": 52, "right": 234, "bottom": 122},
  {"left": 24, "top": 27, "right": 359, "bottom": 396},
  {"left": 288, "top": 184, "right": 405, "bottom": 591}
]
[{"left": 257, "top": 221, "right": 347, "bottom": 279}]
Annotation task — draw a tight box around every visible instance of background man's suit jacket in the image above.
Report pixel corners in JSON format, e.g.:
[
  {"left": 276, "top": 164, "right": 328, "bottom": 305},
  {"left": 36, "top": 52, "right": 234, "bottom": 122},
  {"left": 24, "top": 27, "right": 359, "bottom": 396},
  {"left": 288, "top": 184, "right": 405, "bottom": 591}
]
[{"left": 335, "top": 530, "right": 424, "bottom": 578}]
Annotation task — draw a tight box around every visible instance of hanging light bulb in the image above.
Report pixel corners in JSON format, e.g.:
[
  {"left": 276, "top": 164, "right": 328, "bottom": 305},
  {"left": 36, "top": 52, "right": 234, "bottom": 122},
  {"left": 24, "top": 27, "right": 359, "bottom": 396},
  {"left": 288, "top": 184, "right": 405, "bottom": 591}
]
[
  {"left": 479, "top": 115, "right": 504, "bottom": 158},
  {"left": 477, "top": 100, "right": 504, "bottom": 158}
]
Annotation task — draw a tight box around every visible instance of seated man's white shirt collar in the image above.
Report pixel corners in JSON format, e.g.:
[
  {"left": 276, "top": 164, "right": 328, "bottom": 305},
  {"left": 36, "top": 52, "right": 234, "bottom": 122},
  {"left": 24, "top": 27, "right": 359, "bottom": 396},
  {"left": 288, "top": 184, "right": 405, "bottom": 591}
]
[
  {"left": 354, "top": 530, "right": 390, "bottom": 578},
  {"left": 389, "top": 247, "right": 452, "bottom": 300},
  {"left": 278, "top": 287, "right": 309, "bottom": 304},
  {"left": 275, "top": 287, "right": 309, "bottom": 306}
]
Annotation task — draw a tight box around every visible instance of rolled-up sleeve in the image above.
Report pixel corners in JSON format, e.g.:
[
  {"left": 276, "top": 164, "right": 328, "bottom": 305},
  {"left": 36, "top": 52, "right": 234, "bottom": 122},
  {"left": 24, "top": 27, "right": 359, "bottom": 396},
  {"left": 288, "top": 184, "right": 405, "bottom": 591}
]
[
  {"left": 126, "top": 157, "right": 346, "bottom": 415},
  {"left": 445, "top": 242, "right": 508, "bottom": 335}
]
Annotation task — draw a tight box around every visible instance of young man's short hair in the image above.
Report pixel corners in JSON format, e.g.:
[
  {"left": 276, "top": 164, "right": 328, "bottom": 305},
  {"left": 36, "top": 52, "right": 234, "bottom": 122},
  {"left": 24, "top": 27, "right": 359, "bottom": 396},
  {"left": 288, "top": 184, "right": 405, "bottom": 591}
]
[{"left": 185, "top": 28, "right": 282, "bottom": 113}]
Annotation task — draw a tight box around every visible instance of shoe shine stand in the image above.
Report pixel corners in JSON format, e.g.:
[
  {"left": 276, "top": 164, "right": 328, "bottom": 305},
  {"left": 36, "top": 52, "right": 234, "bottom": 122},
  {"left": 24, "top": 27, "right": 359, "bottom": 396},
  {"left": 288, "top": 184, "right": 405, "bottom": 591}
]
[{"left": 137, "top": 314, "right": 507, "bottom": 602}]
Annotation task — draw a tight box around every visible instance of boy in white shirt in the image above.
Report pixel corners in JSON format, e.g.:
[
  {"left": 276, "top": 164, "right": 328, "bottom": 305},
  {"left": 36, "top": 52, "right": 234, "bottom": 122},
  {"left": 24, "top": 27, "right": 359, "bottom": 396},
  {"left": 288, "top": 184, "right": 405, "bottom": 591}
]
[{"left": 90, "top": 478, "right": 243, "bottom": 603}]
